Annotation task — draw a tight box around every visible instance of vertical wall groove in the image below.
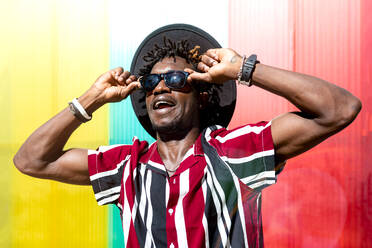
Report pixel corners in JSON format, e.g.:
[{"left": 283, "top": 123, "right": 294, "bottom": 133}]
[
  {"left": 2, "top": 1, "right": 110, "bottom": 247},
  {"left": 230, "top": 0, "right": 369, "bottom": 247}
]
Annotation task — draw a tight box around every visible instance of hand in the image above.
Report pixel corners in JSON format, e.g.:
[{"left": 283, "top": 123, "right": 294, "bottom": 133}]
[
  {"left": 88, "top": 67, "right": 140, "bottom": 104},
  {"left": 185, "top": 48, "right": 243, "bottom": 84}
]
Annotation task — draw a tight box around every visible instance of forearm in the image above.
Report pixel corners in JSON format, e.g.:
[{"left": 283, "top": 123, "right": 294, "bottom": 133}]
[
  {"left": 251, "top": 63, "right": 361, "bottom": 127},
  {"left": 13, "top": 91, "right": 102, "bottom": 173},
  {"left": 192, "top": 48, "right": 362, "bottom": 161},
  {"left": 13, "top": 67, "right": 139, "bottom": 183}
]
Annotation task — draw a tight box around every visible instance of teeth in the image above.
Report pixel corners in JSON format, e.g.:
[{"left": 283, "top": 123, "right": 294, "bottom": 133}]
[{"left": 155, "top": 100, "right": 173, "bottom": 109}]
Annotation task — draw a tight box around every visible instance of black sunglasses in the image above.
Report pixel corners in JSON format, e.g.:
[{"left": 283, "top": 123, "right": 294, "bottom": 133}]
[{"left": 138, "top": 70, "right": 190, "bottom": 92}]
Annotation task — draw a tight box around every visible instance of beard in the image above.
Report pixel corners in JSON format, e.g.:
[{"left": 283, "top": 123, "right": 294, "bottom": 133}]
[
  {"left": 150, "top": 110, "right": 200, "bottom": 141},
  {"left": 152, "top": 120, "right": 178, "bottom": 134},
  {"left": 151, "top": 118, "right": 192, "bottom": 140}
]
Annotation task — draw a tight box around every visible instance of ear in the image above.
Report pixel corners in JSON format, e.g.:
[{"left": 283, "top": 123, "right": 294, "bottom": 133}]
[{"left": 198, "top": 91, "right": 209, "bottom": 110}]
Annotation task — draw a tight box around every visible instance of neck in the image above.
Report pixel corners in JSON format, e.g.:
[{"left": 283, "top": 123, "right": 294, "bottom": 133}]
[{"left": 156, "top": 126, "right": 200, "bottom": 174}]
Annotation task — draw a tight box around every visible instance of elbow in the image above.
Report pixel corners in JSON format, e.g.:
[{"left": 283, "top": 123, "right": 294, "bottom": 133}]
[
  {"left": 339, "top": 97, "right": 362, "bottom": 127},
  {"left": 13, "top": 152, "right": 30, "bottom": 175},
  {"left": 13, "top": 151, "right": 41, "bottom": 177},
  {"left": 327, "top": 96, "right": 362, "bottom": 130}
]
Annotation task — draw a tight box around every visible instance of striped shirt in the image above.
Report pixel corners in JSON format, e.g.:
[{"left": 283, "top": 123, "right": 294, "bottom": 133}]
[{"left": 88, "top": 121, "right": 280, "bottom": 247}]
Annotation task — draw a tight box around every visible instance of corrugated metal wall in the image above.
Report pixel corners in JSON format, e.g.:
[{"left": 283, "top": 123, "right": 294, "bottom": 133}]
[
  {"left": 1, "top": 0, "right": 370, "bottom": 247},
  {"left": 229, "top": 0, "right": 371, "bottom": 247},
  {"left": 0, "top": 0, "right": 109, "bottom": 247}
]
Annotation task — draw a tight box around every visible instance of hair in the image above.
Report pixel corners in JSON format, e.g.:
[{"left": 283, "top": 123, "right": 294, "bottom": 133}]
[
  {"left": 140, "top": 36, "right": 222, "bottom": 130},
  {"left": 139, "top": 37, "right": 201, "bottom": 76}
]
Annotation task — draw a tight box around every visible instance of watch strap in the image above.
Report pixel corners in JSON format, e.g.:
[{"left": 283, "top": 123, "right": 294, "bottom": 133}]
[{"left": 240, "top": 54, "right": 259, "bottom": 86}]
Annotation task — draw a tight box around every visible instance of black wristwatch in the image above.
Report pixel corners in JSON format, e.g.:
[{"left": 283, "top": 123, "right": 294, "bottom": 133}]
[{"left": 240, "top": 54, "right": 260, "bottom": 86}]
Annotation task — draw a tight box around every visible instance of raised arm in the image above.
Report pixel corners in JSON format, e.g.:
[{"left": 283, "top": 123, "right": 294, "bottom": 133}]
[
  {"left": 187, "top": 48, "right": 362, "bottom": 164},
  {"left": 13, "top": 68, "right": 140, "bottom": 184}
]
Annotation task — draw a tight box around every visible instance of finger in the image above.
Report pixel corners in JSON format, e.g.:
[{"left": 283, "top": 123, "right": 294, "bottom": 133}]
[
  {"left": 197, "top": 62, "right": 210, "bottom": 72},
  {"left": 201, "top": 54, "right": 218, "bottom": 67},
  {"left": 117, "top": 71, "right": 131, "bottom": 83},
  {"left": 122, "top": 71, "right": 131, "bottom": 79},
  {"left": 189, "top": 71, "right": 213, "bottom": 83},
  {"left": 120, "top": 81, "right": 141, "bottom": 98},
  {"left": 126, "top": 75, "right": 138, "bottom": 85},
  {"left": 205, "top": 49, "right": 219, "bottom": 61},
  {"left": 116, "top": 75, "right": 126, "bottom": 85},
  {"left": 184, "top": 68, "right": 194, "bottom": 74},
  {"left": 184, "top": 68, "right": 195, "bottom": 83},
  {"left": 111, "top": 67, "right": 124, "bottom": 78},
  {"left": 110, "top": 68, "right": 124, "bottom": 84}
]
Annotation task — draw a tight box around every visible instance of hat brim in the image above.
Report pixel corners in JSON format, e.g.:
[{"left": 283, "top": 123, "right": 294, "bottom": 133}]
[{"left": 130, "top": 23, "right": 236, "bottom": 139}]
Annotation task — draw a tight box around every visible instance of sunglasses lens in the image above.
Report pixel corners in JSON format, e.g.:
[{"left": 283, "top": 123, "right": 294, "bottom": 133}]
[
  {"left": 142, "top": 74, "right": 161, "bottom": 91},
  {"left": 140, "top": 71, "right": 189, "bottom": 92},
  {"left": 164, "top": 71, "right": 188, "bottom": 89}
]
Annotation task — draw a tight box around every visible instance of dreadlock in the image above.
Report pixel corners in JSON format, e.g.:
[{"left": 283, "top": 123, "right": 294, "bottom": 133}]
[
  {"left": 139, "top": 37, "right": 202, "bottom": 76},
  {"left": 140, "top": 36, "right": 222, "bottom": 130}
]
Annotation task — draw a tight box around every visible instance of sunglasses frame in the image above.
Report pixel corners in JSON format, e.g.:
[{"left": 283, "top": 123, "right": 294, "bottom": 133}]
[{"left": 138, "top": 70, "right": 190, "bottom": 92}]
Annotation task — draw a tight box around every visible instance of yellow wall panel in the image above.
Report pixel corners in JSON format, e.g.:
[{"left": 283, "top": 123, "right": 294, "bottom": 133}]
[{"left": 1, "top": 0, "right": 109, "bottom": 247}]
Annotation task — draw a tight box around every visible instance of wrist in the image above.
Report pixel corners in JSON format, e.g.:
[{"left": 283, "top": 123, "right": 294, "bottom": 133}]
[
  {"left": 237, "top": 54, "right": 260, "bottom": 86},
  {"left": 78, "top": 89, "right": 105, "bottom": 115},
  {"left": 231, "top": 55, "right": 244, "bottom": 80}
]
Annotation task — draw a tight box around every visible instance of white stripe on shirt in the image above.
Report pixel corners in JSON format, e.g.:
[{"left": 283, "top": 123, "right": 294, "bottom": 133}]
[
  {"left": 148, "top": 160, "right": 166, "bottom": 171},
  {"left": 221, "top": 149, "right": 274, "bottom": 164},
  {"left": 95, "top": 185, "right": 121, "bottom": 200},
  {"left": 98, "top": 193, "right": 120, "bottom": 205},
  {"left": 215, "top": 121, "right": 271, "bottom": 143},
  {"left": 90, "top": 155, "right": 130, "bottom": 180},
  {"left": 175, "top": 169, "right": 189, "bottom": 248},
  {"left": 240, "top": 171, "right": 276, "bottom": 185}
]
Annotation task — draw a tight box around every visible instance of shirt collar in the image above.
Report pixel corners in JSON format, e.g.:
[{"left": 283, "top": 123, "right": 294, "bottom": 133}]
[{"left": 139, "top": 133, "right": 205, "bottom": 166}]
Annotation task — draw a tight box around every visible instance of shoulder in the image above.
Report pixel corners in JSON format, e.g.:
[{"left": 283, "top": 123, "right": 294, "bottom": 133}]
[
  {"left": 88, "top": 137, "right": 150, "bottom": 158},
  {"left": 202, "top": 121, "right": 280, "bottom": 189},
  {"left": 205, "top": 121, "right": 272, "bottom": 142},
  {"left": 87, "top": 137, "right": 150, "bottom": 177},
  {"left": 203, "top": 121, "right": 274, "bottom": 156}
]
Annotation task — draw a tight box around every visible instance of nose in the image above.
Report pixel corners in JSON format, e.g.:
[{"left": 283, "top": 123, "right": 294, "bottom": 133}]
[{"left": 153, "top": 79, "right": 171, "bottom": 95}]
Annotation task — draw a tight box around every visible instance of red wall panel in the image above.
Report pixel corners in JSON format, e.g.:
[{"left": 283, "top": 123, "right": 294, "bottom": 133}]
[
  {"left": 229, "top": 0, "right": 371, "bottom": 247},
  {"left": 360, "top": 0, "right": 372, "bottom": 245}
]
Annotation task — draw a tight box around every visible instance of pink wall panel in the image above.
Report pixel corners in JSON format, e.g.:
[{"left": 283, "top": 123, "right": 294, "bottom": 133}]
[
  {"left": 229, "top": 0, "right": 295, "bottom": 128},
  {"left": 229, "top": 0, "right": 371, "bottom": 247}
]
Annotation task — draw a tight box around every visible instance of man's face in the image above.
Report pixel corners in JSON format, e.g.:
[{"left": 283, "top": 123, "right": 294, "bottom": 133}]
[{"left": 145, "top": 56, "right": 200, "bottom": 136}]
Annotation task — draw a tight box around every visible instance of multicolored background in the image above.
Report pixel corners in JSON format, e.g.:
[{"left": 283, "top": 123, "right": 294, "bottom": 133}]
[{"left": 1, "top": 0, "right": 371, "bottom": 247}]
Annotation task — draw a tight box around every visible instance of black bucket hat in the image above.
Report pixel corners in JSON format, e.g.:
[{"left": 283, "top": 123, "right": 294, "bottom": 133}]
[{"left": 130, "top": 23, "right": 236, "bottom": 139}]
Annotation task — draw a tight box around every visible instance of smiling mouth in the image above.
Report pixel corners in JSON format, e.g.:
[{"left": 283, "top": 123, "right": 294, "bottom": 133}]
[{"left": 153, "top": 100, "right": 176, "bottom": 110}]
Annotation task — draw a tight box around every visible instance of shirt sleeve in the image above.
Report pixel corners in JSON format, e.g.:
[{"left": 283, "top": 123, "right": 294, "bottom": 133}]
[
  {"left": 88, "top": 144, "right": 132, "bottom": 206},
  {"left": 208, "top": 121, "right": 281, "bottom": 190}
]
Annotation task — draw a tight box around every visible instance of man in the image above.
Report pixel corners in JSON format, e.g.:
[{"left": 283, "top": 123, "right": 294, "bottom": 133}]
[{"left": 13, "top": 24, "right": 361, "bottom": 247}]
